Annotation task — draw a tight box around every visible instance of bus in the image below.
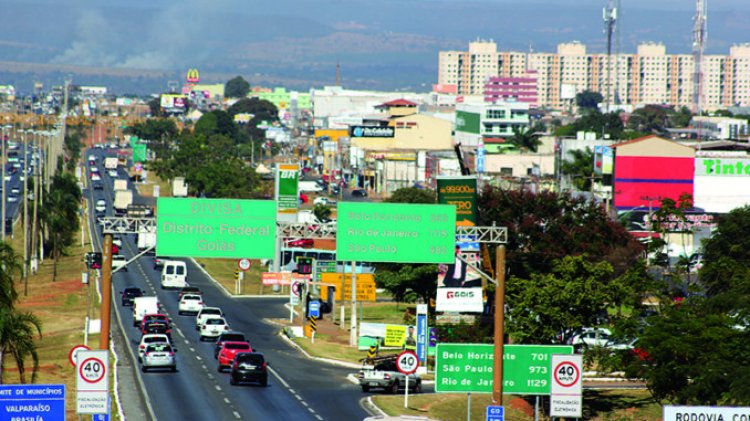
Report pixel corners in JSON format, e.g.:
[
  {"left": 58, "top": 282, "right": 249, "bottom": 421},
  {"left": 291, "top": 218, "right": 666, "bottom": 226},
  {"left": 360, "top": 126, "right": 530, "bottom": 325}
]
[{"left": 274, "top": 247, "right": 374, "bottom": 274}]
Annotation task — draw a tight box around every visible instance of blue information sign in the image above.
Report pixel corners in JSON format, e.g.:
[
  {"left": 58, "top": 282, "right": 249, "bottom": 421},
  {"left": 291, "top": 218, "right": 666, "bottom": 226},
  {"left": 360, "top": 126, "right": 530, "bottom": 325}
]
[
  {"left": 416, "top": 313, "right": 427, "bottom": 363},
  {"left": 487, "top": 405, "right": 504, "bottom": 421},
  {"left": 309, "top": 301, "right": 320, "bottom": 318},
  {"left": 0, "top": 384, "right": 66, "bottom": 421}
]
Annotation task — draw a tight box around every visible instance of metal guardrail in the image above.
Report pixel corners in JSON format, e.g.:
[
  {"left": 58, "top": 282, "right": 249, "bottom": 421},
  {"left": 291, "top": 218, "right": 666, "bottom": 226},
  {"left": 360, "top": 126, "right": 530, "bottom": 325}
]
[{"left": 100, "top": 217, "right": 508, "bottom": 243}]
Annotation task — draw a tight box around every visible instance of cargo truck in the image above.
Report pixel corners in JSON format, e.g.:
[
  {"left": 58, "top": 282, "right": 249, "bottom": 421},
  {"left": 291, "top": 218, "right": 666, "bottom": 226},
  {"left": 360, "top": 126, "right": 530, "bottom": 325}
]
[
  {"left": 104, "top": 157, "right": 118, "bottom": 170},
  {"left": 114, "top": 190, "right": 133, "bottom": 216}
]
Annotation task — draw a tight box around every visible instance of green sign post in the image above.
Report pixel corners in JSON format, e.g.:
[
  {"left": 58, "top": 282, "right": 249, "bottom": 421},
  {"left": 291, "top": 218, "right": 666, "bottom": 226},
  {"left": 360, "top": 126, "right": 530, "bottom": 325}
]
[
  {"left": 336, "top": 202, "right": 456, "bottom": 263},
  {"left": 156, "top": 198, "right": 276, "bottom": 259},
  {"left": 435, "top": 343, "right": 573, "bottom": 395}
]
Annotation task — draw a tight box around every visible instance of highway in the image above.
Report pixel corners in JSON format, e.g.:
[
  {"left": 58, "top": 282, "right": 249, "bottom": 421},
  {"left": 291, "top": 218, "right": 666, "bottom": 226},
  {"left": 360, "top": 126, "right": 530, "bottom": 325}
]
[{"left": 84, "top": 148, "right": 371, "bottom": 421}]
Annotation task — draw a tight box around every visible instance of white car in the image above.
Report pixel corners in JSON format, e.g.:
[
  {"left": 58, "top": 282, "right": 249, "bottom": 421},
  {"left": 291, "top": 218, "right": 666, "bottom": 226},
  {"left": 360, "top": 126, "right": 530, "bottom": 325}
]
[
  {"left": 567, "top": 327, "right": 612, "bottom": 351},
  {"left": 313, "top": 196, "right": 335, "bottom": 206},
  {"left": 112, "top": 236, "right": 123, "bottom": 248},
  {"left": 95, "top": 200, "right": 106, "bottom": 213},
  {"left": 108, "top": 170, "right": 118, "bottom": 178},
  {"left": 138, "top": 334, "right": 171, "bottom": 359},
  {"left": 90, "top": 167, "right": 99, "bottom": 173},
  {"left": 112, "top": 255, "right": 127, "bottom": 272},
  {"left": 195, "top": 307, "right": 223, "bottom": 330},
  {"left": 91, "top": 173, "right": 101, "bottom": 181},
  {"left": 178, "top": 294, "right": 204, "bottom": 315},
  {"left": 199, "top": 316, "right": 230, "bottom": 341}
]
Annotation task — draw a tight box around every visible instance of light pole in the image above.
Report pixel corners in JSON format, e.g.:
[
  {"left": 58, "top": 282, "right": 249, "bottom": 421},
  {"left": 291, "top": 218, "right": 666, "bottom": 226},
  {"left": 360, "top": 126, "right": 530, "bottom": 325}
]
[{"left": 0, "top": 124, "right": 10, "bottom": 243}]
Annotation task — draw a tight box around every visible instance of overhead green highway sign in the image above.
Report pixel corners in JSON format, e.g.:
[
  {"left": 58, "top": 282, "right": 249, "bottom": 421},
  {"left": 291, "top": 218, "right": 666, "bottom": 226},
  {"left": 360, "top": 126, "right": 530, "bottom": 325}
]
[
  {"left": 156, "top": 198, "right": 276, "bottom": 259},
  {"left": 336, "top": 202, "right": 456, "bottom": 263}
]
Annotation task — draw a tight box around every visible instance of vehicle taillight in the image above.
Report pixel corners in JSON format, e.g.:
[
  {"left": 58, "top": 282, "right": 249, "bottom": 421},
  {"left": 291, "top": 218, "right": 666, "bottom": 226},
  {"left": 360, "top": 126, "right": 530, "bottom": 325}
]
[
  {"left": 261, "top": 362, "right": 267, "bottom": 370},
  {"left": 140, "top": 345, "right": 145, "bottom": 349},
  {"left": 198, "top": 302, "right": 203, "bottom": 305},
  {"left": 169, "top": 352, "right": 174, "bottom": 357},
  {"left": 384, "top": 373, "right": 391, "bottom": 380}
]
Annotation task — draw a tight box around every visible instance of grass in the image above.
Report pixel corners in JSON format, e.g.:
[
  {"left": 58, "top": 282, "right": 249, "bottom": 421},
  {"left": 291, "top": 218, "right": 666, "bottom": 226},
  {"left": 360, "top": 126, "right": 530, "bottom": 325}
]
[
  {"left": 134, "top": 175, "right": 171, "bottom": 198},
  {"left": 374, "top": 390, "right": 661, "bottom": 421},
  {"left": 194, "top": 258, "right": 275, "bottom": 296},
  {"left": 3, "top": 204, "right": 120, "bottom": 419},
  {"left": 292, "top": 334, "right": 369, "bottom": 363}
]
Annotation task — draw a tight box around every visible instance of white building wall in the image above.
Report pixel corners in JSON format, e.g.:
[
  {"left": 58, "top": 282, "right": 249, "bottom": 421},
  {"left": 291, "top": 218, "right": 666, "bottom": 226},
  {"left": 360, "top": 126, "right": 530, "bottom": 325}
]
[{"left": 694, "top": 157, "right": 750, "bottom": 213}]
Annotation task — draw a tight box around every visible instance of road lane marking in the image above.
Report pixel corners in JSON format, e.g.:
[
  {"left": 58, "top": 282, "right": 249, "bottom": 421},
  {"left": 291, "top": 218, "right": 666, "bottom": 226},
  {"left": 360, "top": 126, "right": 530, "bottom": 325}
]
[
  {"left": 233, "top": 411, "right": 241, "bottom": 419},
  {"left": 224, "top": 398, "right": 230, "bottom": 404},
  {"left": 215, "top": 385, "right": 221, "bottom": 391}
]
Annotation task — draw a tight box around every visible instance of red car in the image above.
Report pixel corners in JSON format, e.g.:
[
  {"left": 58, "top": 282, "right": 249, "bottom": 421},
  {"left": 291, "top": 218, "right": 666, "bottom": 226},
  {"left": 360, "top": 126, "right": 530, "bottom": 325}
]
[
  {"left": 140, "top": 314, "right": 171, "bottom": 335},
  {"left": 284, "top": 238, "right": 314, "bottom": 248},
  {"left": 217, "top": 341, "right": 253, "bottom": 372}
]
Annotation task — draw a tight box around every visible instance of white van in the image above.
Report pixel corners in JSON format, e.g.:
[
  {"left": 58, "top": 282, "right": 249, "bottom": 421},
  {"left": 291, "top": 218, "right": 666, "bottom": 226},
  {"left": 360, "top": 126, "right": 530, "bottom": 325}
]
[
  {"left": 161, "top": 260, "right": 188, "bottom": 289},
  {"left": 133, "top": 296, "right": 159, "bottom": 326}
]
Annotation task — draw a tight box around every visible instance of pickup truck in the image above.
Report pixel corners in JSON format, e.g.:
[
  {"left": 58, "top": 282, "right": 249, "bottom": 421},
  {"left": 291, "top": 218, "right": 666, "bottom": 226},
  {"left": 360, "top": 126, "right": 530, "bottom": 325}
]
[{"left": 357, "top": 355, "right": 421, "bottom": 394}]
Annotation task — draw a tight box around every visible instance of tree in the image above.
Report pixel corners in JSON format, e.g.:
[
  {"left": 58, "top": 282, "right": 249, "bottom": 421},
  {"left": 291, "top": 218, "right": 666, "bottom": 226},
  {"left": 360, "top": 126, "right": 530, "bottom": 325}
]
[
  {"left": 0, "top": 309, "right": 42, "bottom": 384},
  {"left": 147, "top": 97, "right": 163, "bottom": 117},
  {"left": 385, "top": 187, "right": 435, "bottom": 204},
  {"left": 225, "top": 76, "right": 250, "bottom": 99},
  {"left": 478, "top": 188, "right": 643, "bottom": 280},
  {"left": 670, "top": 106, "right": 693, "bottom": 128},
  {"left": 628, "top": 105, "right": 670, "bottom": 133},
  {"left": 509, "top": 123, "right": 544, "bottom": 153},
  {"left": 194, "top": 110, "right": 237, "bottom": 140},
  {"left": 41, "top": 172, "right": 81, "bottom": 279},
  {"left": 313, "top": 204, "right": 332, "bottom": 222},
  {"left": 560, "top": 147, "right": 594, "bottom": 191},
  {"left": 576, "top": 90, "right": 604, "bottom": 110},
  {"left": 699, "top": 206, "right": 750, "bottom": 299},
  {"left": 227, "top": 98, "right": 279, "bottom": 141},
  {"left": 0, "top": 242, "right": 21, "bottom": 310}
]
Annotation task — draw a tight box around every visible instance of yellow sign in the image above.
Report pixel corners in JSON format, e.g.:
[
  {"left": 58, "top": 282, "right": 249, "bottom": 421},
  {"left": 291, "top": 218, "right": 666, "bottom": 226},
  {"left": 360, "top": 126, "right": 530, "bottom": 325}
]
[
  {"left": 314, "top": 129, "right": 349, "bottom": 143},
  {"left": 320, "top": 273, "right": 376, "bottom": 301},
  {"left": 186, "top": 68, "right": 200, "bottom": 83},
  {"left": 384, "top": 325, "right": 407, "bottom": 347}
]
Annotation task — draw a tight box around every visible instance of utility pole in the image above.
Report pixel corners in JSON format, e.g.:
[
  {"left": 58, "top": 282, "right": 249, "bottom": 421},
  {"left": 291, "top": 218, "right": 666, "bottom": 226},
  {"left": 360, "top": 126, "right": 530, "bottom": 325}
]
[
  {"left": 100, "top": 234, "right": 113, "bottom": 350},
  {"left": 31, "top": 130, "right": 40, "bottom": 274},
  {"left": 603, "top": 1, "right": 618, "bottom": 113},
  {"left": 692, "top": 0, "right": 707, "bottom": 142},
  {"left": 492, "top": 245, "right": 506, "bottom": 404},
  {"left": 1, "top": 124, "right": 7, "bottom": 243},
  {"left": 22, "top": 129, "right": 28, "bottom": 295}
]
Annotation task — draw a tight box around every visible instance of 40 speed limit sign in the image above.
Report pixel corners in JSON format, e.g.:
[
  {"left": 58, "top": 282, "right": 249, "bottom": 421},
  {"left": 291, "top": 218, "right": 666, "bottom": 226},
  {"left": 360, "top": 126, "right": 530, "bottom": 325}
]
[
  {"left": 396, "top": 350, "right": 419, "bottom": 375},
  {"left": 550, "top": 354, "right": 582, "bottom": 418},
  {"left": 76, "top": 350, "right": 109, "bottom": 415}
]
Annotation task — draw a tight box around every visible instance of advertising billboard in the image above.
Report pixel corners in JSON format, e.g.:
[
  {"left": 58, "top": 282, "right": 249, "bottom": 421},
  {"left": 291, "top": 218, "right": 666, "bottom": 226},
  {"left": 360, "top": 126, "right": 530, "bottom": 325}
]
[
  {"left": 349, "top": 126, "right": 395, "bottom": 138},
  {"left": 275, "top": 163, "right": 299, "bottom": 222},
  {"left": 613, "top": 156, "right": 694, "bottom": 210},
  {"left": 160, "top": 94, "right": 187, "bottom": 109},
  {"left": 455, "top": 111, "right": 481, "bottom": 134},
  {"left": 593, "top": 145, "right": 613, "bottom": 175},
  {"left": 437, "top": 176, "right": 478, "bottom": 227},
  {"left": 694, "top": 157, "right": 750, "bottom": 212}
]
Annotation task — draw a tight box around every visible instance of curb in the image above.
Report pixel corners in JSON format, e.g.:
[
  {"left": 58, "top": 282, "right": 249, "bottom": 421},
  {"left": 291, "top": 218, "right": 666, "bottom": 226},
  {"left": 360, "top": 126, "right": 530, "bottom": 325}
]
[{"left": 277, "top": 329, "right": 362, "bottom": 369}]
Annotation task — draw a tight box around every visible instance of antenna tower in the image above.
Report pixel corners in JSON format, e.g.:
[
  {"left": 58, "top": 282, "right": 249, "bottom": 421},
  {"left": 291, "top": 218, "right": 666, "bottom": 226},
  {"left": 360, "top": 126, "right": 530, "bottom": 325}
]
[
  {"left": 603, "top": 0, "right": 617, "bottom": 113},
  {"left": 692, "top": 0, "right": 707, "bottom": 116},
  {"left": 335, "top": 60, "right": 341, "bottom": 86}
]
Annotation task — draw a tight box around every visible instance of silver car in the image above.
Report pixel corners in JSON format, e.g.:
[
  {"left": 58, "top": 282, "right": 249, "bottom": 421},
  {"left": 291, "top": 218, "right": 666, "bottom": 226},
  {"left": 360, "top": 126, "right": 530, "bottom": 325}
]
[{"left": 140, "top": 343, "right": 176, "bottom": 372}]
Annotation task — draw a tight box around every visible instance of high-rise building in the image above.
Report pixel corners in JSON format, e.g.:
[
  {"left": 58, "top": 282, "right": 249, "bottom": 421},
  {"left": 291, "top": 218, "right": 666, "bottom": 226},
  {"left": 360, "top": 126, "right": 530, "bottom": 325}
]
[{"left": 438, "top": 41, "right": 750, "bottom": 111}]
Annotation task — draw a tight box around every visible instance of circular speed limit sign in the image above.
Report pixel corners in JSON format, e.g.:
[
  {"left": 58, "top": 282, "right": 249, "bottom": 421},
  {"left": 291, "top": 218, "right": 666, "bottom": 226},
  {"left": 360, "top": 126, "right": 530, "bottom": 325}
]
[
  {"left": 79, "top": 357, "right": 106, "bottom": 384},
  {"left": 238, "top": 258, "right": 252, "bottom": 271},
  {"left": 553, "top": 360, "right": 580, "bottom": 388},
  {"left": 396, "top": 351, "right": 419, "bottom": 375}
]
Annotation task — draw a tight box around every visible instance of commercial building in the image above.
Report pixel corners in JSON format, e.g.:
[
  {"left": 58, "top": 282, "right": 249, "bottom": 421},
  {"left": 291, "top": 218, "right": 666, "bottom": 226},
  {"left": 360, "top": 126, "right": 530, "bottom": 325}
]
[
  {"left": 438, "top": 41, "right": 750, "bottom": 111},
  {"left": 252, "top": 87, "right": 311, "bottom": 111},
  {"left": 453, "top": 102, "right": 531, "bottom": 147}
]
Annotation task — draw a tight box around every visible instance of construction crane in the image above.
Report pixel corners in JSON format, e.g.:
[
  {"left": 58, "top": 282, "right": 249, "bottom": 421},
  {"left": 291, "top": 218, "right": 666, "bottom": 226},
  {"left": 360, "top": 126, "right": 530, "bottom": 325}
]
[
  {"left": 603, "top": 0, "right": 618, "bottom": 113},
  {"left": 692, "top": 0, "right": 707, "bottom": 116}
]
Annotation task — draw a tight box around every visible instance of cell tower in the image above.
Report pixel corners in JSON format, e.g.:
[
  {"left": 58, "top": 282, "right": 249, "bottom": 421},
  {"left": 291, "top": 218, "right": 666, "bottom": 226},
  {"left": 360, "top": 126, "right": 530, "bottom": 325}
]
[
  {"left": 692, "top": 0, "right": 707, "bottom": 115},
  {"left": 603, "top": 0, "right": 618, "bottom": 113}
]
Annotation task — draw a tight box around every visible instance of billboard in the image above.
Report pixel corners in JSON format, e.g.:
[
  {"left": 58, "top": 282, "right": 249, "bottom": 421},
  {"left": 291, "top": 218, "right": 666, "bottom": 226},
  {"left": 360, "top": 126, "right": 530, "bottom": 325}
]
[
  {"left": 613, "top": 156, "right": 694, "bottom": 210},
  {"left": 275, "top": 163, "right": 299, "bottom": 222},
  {"left": 160, "top": 94, "right": 187, "bottom": 109},
  {"left": 436, "top": 288, "right": 484, "bottom": 312},
  {"left": 593, "top": 145, "right": 613, "bottom": 175},
  {"left": 455, "top": 111, "right": 481, "bottom": 134},
  {"left": 349, "top": 126, "right": 394, "bottom": 138},
  {"left": 437, "top": 176, "right": 478, "bottom": 227}
]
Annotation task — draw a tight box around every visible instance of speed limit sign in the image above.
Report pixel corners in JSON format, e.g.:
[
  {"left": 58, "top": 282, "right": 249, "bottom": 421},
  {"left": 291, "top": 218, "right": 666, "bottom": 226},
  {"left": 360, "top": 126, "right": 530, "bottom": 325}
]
[
  {"left": 76, "top": 350, "right": 109, "bottom": 414},
  {"left": 396, "top": 350, "right": 419, "bottom": 375},
  {"left": 238, "top": 258, "right": 252, "bottom": 271}
]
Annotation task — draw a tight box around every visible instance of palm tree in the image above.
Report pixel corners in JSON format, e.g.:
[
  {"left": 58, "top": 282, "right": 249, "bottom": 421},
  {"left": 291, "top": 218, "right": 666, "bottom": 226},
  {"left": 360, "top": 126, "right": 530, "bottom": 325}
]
[
  {"left": 510, "top": 123, "right": 545, "bottom": 153},
  {"left": 0, "top": 242, "right": 21, "bottom": 309},
  {"left": 0, "top": 309, "right": 42, "bottom": 384}
]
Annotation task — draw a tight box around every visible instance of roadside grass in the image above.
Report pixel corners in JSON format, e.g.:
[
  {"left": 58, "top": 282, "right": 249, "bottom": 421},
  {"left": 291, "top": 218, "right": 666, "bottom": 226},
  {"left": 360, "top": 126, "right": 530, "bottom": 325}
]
[
  {"left": 4, "top": 209, "right": 111, "bottom": 419},
  {"left": 374, "top": 389, "right": 661, "bottom": 421},
  {"left": 134, "top": 176, "right": 170, "bottom": 198},
  {"left": 194, "top": 258, "right": 270, "bottom": 295},
  {"left": 292, "top": 333, "right": 368, "bottom": 363}
]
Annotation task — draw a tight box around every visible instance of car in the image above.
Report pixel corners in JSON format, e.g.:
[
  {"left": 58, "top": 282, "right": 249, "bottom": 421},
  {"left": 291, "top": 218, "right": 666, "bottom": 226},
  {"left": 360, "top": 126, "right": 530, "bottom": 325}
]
[
  {"left": 6, "top": 195, "right": 18, "bottom": 203},
  {"left": 93, "top": 181, "right": 103, "bottom": 190},
  {"left": 605, "top": 337, "right": 639, "bottom": 351},
  {"left": 120, "top": 287, "right": 145, "bottom": 306},
  {"left": 141, "top": 320, "right": 170, "bottom": 336},
  {"left": 112, "top": 255, "right": 127, "bottom": 271},
  {"left": 140, "top": 313, "right": 171, "bottom": 332},
  {"left": 90, "top": 167, "right": 99, "bottom": 173},
  {"left": 351, "top": 189, "right": 368, "bottom": 198},
  {"left": 229, "top": 352, "right": 268, "bottom": 387},
  {"left": 217, "top": 341, "right": 253, "bottom": 372},
  {"left": 567, "top": 327, "right": 612, "bottom": 352},
  {"left": 284, "top": 238, "right": 314, "bottom": 248},
  {"left": 178, "top": 294, "right": 204, "bottom": 315},
  {"left": 108, "top": 170, "right": 118, "bottom": 178},
  {"left": 214, "top": 331, "right": 248, "bottom": 359},
  {"left": 138, "top": 334, "right": 171, "bottom": 358},
  {"left": 112, "top": 236, "right": 123, "bottom": 248},
  {"left": 95, "top": 200, "right": 106, "bottom": 214},
  {"left": 178, "top": 286, "right": 202, "bottom": 299},
  {"left": 313, "top": 196, "right": 336, "bottom": 206},
  {"left": 153, "top": 256, "right": 167, "bottom": 270},
  {"left": 10, "top": 187, "right": 19, "bottom": 194},
  {"left": 90, "top": 173, "right": 101, "bottom": 181},
  {"left": 140, "top": 343, "right": 176, "bottom": 372},
  {"left": 199, "top": 316, "right": 230, "bottom": 341},
  {"left": 357, "top": 355, "right": 422, "bottom": 394},
  {"left": 330, "top": 184, "right": 341, "bottom": 195},
  {"left": 195, "top": 307, "right": 224, "bottom": 330}
]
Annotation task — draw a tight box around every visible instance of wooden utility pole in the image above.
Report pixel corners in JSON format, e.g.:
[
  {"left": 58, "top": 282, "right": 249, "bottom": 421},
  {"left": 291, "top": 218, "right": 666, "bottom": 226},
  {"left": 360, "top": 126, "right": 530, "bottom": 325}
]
[
  {"left": 492, "top": 245, "right": 506, "bottom": 404},
  {"left": 100, "top": 234, "right": 113, "bottom": 350}
]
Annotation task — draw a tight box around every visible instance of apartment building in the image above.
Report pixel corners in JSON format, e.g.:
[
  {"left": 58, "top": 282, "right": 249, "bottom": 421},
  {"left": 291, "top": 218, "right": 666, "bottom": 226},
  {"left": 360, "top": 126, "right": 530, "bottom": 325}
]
[{"left": 438, "top": 41, "right": 750, "bottom": 111}]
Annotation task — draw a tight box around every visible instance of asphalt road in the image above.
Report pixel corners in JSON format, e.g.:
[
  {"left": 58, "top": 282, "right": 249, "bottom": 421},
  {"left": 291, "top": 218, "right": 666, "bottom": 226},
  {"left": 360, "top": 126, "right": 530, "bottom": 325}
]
[{"left": 85, "top": 148, "right": 371, "bottom": 421}]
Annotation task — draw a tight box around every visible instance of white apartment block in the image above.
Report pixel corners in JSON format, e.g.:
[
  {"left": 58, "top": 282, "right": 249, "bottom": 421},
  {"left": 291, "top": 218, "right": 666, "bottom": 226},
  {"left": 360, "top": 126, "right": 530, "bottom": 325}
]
[{"left": 438, "top": 41, "right": 750, "bottom": 111}]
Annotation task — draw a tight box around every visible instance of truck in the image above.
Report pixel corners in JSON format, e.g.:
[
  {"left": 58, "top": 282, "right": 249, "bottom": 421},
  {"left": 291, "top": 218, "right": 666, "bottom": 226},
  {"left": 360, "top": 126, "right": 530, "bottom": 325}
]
[
  {"left": 114, "top": 179, "right": 128, "bottom": 191},
  {"left": 297, "top": 210, "right": 322, "bottom": 225},
  {"left": 298, "top": 180, "right": 323, "bottom": 193},
  {"left": 138, "top": 227, "right": 156, "bottom": 253},
  {"left": 104, "top": 157, "right": 118, "bottom": 170},
  {"left": 173, "top": 177, "right": 188, "bottom": 197},
  {"left": 114, "top": 190, "right": 133, "bottom": 216}
]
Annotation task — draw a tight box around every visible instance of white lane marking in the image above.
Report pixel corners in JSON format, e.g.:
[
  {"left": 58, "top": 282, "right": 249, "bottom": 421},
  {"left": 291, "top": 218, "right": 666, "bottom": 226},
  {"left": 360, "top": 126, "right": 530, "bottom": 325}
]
[
  {"left": 201, "top": 364, "right": 207, "bottom": 370},
  {"left": 268, "top": 366, "right": 290, "bottom": 388},
  {"left": 215, "top": 385, "right": 221, "bottom": 391},
  {"left": 224, "top": 398, "right": 230, "bottom": 404},
  {"left": 294, "top": 394, "right": 302, "bottom": 400},
  {"left": 233, "top": 411, "right": 241, "bottom": 419},
  {"left": 196, "top": 356, "right": 202, "bottom": 361},
  {"left": 301, "top": 401, "right": 308, "bottom": 407},
  {"left": 189, "top": 347, "right": 195, "bottom": 351},
  {"left": 315, "top": 415, "right": 323, "bottom": 421},
  {"left": 207, "top": 374, "right": 214, "bottom": 380},
  {"left": 288, "top": 389, "right": 295, "bottom": 394}
]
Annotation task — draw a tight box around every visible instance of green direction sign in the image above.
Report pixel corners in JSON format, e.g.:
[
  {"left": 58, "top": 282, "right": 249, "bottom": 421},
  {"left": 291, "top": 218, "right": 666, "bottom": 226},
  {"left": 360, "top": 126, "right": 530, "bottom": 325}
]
[
  {"left": 435, "top": 343, "right": 573, "bottom": 395},
  {"left": 132, "top": 143, "right": 147, "bottom": 163},
  {"left": 315, "top": 260, "right": 338, "bottom": 283},
  {"left": 156, "top": 198, "right": 276, "bottom": 259},
  {"left": 336, "top": 202, "right": 456, "bottom": 263}
]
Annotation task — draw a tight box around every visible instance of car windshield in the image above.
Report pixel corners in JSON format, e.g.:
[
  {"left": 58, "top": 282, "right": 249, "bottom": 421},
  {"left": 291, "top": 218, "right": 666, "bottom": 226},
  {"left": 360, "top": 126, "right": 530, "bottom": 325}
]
[
  {"left": 146, "top": 344, "right": 172, "bottom": 353},
  {"left": 220, "top": 334, "right": 245, "bottom": 342},
  {"left": 225, "top": 343, "right": 250, "bottom": 350},
  {"left": 237, "top": 354, "right": 263, "bottom": 365},
  {"left": 144, "top": 336, "right": 167, "bottom": 344},
  {"left": 202, "top": 309, "right": 221, "bottom": 316},
  {"left": 182, "top": 295, "right": 201, "bottom": 301},
  {"left": 206, "top": 318, "right": 225, "bottom": 325}
]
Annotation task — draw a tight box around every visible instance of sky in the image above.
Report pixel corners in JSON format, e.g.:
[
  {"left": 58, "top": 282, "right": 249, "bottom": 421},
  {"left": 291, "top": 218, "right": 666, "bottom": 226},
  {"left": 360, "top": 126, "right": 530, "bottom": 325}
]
[{"left": 1, "top": 0, "right": 749, "bottom": 92}]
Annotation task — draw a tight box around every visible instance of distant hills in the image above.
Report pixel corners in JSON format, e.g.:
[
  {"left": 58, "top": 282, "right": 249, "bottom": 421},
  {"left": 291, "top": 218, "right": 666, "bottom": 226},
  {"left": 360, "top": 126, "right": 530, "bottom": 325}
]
[{"left": 0, "top": 0, "right": 748, "bottom": 94}]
